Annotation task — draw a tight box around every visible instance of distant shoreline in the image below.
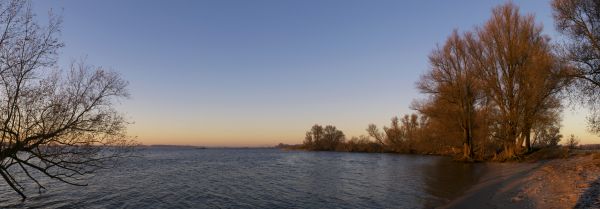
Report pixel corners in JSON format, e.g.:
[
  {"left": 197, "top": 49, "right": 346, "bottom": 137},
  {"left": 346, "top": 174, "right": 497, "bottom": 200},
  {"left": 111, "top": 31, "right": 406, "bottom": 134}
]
[{"left": 139, "top": 144, "right": 276, "bottom": 149}]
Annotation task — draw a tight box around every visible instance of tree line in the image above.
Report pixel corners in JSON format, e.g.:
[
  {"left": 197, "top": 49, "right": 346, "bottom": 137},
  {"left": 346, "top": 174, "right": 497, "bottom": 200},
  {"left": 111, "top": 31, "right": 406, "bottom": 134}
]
[{"left": 301, "top": 0, "right": 600, "bottom": 161}]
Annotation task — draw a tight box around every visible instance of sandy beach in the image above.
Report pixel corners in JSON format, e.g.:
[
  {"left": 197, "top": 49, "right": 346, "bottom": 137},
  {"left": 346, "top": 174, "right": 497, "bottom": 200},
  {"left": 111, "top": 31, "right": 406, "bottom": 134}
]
[{"left": 445, "top": 152, "right": 600, "bottom": 209}]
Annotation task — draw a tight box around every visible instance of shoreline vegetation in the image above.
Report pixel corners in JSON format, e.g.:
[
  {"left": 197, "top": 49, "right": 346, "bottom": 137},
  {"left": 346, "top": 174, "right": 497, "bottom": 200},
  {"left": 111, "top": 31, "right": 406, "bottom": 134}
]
[
  {"left": 276, "top": 121, "right": 581, "bottom": 162},
  {"left": 279, "top": 1, "right": 600, "bottom": 164},
  {"left": 276, "top": 142, "right": 600, "bottom": 208},
  {"left": 280, "top": 1, "right": 600, "bottom": 207}
]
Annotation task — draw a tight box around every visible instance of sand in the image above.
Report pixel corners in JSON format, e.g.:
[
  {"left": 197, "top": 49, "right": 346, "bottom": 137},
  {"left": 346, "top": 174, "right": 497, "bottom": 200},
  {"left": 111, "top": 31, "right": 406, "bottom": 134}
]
[{"left": 443, "top": 153, "right": 600, "bottom": 209}]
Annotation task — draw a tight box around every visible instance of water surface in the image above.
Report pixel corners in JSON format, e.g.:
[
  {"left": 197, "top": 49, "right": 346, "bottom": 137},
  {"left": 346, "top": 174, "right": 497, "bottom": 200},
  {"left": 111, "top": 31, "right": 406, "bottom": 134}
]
[{"left": 0, "top": 148, "right": 485, "bottom": 208}]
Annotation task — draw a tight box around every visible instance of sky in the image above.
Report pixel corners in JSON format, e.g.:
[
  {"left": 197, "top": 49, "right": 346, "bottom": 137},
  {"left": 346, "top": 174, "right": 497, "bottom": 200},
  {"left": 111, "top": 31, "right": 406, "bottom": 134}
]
[{"left": 32, "top": 0, "right": 600, "bottom": 146}]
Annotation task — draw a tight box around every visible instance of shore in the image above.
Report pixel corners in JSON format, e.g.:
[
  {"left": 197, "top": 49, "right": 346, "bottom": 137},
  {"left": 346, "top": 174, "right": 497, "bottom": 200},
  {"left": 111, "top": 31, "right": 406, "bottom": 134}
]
[{"left": 444, "top": 151, "right": 600, "bottom": 209}]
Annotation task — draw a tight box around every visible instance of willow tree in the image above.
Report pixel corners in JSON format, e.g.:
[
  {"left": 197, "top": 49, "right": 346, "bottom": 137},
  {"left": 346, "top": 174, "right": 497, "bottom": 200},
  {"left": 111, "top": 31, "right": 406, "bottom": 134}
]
[
  {"left": 0, "top": 0, "right": 133, "bottom": 199},
  {"left": 552, "top": 0, "right": 600, "bottom": 135},
  {"left": 417, "top": 30, "right": 480, "bottom": 159},
  {"left": 470, "top": 3, "right": 565, "bottom": 155}
]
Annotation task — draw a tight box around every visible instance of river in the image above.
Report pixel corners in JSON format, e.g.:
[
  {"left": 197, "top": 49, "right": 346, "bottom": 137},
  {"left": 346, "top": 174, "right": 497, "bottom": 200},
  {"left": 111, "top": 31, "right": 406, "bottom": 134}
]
[{"left": 0, "top": 147, "right": 486, "bottom": 208}]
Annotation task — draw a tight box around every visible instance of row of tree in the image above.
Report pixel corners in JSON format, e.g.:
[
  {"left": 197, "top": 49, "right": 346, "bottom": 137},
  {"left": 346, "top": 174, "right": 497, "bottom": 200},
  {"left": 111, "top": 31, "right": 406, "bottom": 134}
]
[
  {"left": 416, "top": 2, "right": 567, "bottom": 160},
  {"left": 302, "top": 0, "right": 600, "bottom": 161}
]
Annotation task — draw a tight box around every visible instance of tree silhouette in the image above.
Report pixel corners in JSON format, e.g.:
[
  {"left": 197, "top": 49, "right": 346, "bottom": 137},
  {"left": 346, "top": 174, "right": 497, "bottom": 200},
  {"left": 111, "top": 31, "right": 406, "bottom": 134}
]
[
  {"left": 552, "top": 0, "right": 600, "bottom": 135},
  {"left": 303, "top": 124, "right": 344, "bottom": 151},
  {"left": 0, "top": 0, "right": 133, "bottom": 199}
]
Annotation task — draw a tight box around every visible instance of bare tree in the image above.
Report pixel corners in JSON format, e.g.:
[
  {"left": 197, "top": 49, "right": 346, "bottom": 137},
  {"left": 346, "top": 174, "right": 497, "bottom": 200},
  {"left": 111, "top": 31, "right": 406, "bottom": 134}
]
[
  {"left": 532, "top": 117, "right": 563, "bottom": 148},
  {"left": 344, "top": 135, "right": 383, "bottom": 153},
  {"left": 0, "top": 0, "right": 133, "bottom": 199},
  {"left": 303, "top": 124, "right": 323, "bottom": 150},
  {"left": 552, "top": 0, "right": 600, "bottom": 135},
  {"left": 383, "top": 116, "right": 404, "bottom": 151},
  {"left": 565, "top": 134, "right": 580, "bottom": 149},
  {"left": 322, "top": 125, "right": 345, "bottom": 150},
  {"left": 366, "top": 124, "right": 385, "bottom": 145},
  {"left": 413, "top": 98, "right": 466, "bottom": 155},
  {"left": 516, "top": 40, "right": 566, "bottom": 152},
  {"left": 414, "top": 3, "right": 566, "bottom": 159},
  {"left": 469, "top": 3, "right": 564, "bottom": 156},
  {"left": 417, "top": 30, "right": 479, "bottom": 159},
  {"left": 303, "top": 124, "right": 344, "bottom": 151},
  {"left": 366, "top": 118, "right": 404, "bottom": 151}
]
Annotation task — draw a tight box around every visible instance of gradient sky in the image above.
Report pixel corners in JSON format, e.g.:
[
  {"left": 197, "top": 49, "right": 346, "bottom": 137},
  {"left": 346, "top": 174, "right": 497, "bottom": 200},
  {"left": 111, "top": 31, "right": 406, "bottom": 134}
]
[{"left": 32, "top": 0, "right": 600, "bottom": 146}]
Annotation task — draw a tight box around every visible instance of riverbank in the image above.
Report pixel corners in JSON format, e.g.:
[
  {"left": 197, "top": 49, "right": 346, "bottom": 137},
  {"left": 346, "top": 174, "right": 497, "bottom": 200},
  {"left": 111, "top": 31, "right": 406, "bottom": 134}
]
[{"left": 444, "top": 151, "right": 600, "bottom": 209}]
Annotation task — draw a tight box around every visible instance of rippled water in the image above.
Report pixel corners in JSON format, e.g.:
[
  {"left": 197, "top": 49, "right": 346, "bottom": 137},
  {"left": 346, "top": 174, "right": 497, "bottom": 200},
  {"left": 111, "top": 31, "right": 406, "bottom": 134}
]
[{"left": 0, "top": 148, "right": 485, "bottom": 208}]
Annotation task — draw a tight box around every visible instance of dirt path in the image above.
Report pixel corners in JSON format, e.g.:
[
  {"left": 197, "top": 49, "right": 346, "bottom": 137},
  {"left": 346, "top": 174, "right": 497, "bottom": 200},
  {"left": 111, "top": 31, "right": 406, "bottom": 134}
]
[{"left": 443, "top": 153, "right": 600, "bottom": 209}]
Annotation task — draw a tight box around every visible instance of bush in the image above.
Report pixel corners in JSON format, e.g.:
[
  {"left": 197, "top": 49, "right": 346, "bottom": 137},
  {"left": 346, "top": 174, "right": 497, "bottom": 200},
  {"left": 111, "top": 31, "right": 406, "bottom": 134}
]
[{"left": 566, "top": 134, "right": 579, "bottom": 149}]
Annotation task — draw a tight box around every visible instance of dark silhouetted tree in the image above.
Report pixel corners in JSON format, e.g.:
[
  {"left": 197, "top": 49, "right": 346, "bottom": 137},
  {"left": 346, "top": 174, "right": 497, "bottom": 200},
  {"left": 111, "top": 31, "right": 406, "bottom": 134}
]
[
  {"left": 303, "top": 124, "right": 344, "bottom": 151},
  {"left": 303, "top": 124, "right": 323, "bottom": 150},
  {"left": 0, "top": 0, "right": 133, "bottom": 199},
  {"left": 566, "top": 134, "right": 579, "bottom": 149},
  {"left": 552, "top": 0, "right": 600, "bottom": 136},
  {"left": 533, "top": 118, "right": 563, "bottom": 148},
  {"left": 366, "top": 124, "right": 385, "bottom": 145}
]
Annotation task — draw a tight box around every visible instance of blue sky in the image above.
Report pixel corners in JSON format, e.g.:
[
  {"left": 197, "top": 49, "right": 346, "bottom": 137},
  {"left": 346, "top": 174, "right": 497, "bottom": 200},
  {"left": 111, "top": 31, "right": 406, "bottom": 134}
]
[{"left": 32, "top": 0, "right": 598, "bottom": 146}]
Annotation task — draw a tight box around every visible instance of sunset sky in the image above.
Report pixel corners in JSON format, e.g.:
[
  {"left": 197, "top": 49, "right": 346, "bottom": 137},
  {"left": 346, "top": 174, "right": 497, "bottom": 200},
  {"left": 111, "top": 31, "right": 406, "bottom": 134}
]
[{"left": 33, "top": 0, "right": 600, "bottom": 146}]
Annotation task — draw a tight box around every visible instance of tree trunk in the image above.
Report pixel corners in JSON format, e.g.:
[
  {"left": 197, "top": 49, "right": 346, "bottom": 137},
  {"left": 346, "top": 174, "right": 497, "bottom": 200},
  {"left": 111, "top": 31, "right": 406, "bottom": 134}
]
[
  {"left": 463, "top": 142, "right": 471, "bottom": 159},
  {"left": 463, "top": 128, "right": 474, "bottom": 160},
  {"left": 525, "top": 128, "right": 531, "bottom": 152},
  {"left": 516, "top": 135, "right": 524, "bottom": 152},
  {"left": 505, "top": 124, "right": 520, "bottom": 159},
  {"left": 512, "top": 123, "right": 523, "bottom": 153}
]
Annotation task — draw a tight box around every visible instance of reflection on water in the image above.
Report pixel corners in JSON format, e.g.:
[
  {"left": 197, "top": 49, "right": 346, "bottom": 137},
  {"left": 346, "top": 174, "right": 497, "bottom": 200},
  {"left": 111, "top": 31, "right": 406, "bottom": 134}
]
[
  {"left": 420, "top": 157, "right": 484, "bottom": 208},
  {"left": 0, "top": 148, "right": 484, "bottom": 208}
]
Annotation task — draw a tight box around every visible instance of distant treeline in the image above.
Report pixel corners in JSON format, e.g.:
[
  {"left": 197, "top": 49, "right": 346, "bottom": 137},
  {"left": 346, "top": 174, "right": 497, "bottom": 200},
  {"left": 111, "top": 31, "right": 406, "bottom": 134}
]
[{"left": 292, "top": 1, "right": 600, "bottom": 161}]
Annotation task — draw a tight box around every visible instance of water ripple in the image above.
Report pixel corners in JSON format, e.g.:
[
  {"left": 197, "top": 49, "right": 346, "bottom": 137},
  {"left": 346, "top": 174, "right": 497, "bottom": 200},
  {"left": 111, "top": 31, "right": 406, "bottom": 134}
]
[{"left": 0, "top": 148, "right": 483, "bottom": 208}]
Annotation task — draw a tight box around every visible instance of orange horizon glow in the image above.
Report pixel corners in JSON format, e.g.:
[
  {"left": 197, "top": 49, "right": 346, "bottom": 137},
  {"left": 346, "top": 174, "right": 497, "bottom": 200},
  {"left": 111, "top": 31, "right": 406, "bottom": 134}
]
[
  {"left": 129, "top": 108, "right": 600, "bottom": 147},
  {"left": 32, "top": 1, "right": 600, "bottom": 148}
]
